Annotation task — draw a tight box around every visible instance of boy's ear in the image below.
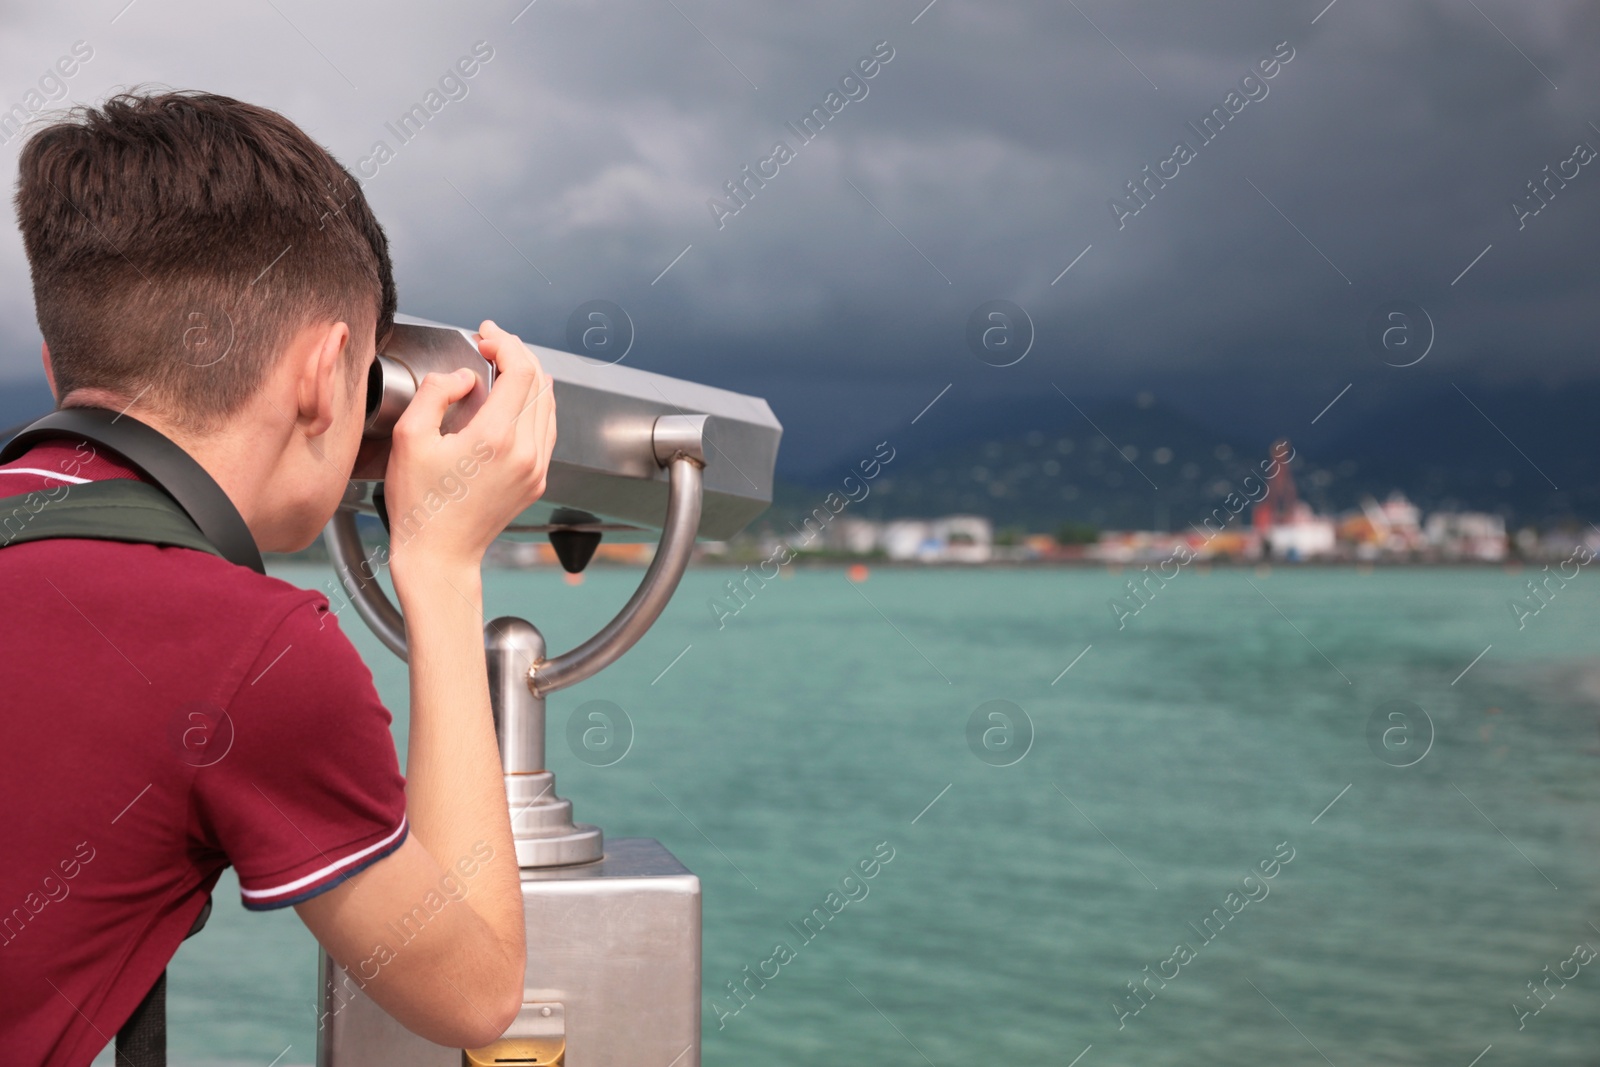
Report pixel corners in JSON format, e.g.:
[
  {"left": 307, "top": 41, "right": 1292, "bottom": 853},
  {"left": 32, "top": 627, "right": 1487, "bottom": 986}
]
[
  {"left": 41, "top": 342, "right": 58, "bottom": 402},
  {"left": 298, "top": 322, "right": 350, "bottom": 439}
]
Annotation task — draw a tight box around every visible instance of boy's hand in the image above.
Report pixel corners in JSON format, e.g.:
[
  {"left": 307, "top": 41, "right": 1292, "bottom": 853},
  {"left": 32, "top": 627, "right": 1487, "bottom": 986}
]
[{"left": 383, "top": 319, "right": 556, "bottom": 577}]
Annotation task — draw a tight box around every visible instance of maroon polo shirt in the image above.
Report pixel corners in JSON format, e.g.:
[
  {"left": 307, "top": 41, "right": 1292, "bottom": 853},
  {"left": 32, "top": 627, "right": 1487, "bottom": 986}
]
[{"left": 0, "top": 437, "right": 408, "bottom": 1066}]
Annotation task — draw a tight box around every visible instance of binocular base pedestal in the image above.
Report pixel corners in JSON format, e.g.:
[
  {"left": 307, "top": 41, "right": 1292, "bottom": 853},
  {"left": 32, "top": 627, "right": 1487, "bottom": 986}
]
[
  {"left": 506, "top": 770, "right": 604, "bottom": 868},
  {"left": 316, "top": 838, "right": 701, "bottom": 1067}
]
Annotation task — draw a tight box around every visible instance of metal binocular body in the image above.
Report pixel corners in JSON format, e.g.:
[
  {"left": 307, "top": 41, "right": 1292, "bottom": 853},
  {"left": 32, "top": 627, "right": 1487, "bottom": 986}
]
[
  {"left": 318, "top": 315, "right": 781, "bottom": 1066},
  {"left": 354, "top": 313, "right": 778, "bottom": 541}
]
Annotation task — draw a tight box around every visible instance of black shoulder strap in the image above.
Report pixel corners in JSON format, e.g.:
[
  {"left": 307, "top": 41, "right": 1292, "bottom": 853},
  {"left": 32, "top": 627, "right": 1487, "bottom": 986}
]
[
  {"left": 0, "top": 408, "right": 263, "bottom": 574},
  {"left": 114, "top": 900, "right": 211, "bottom": 1067}
]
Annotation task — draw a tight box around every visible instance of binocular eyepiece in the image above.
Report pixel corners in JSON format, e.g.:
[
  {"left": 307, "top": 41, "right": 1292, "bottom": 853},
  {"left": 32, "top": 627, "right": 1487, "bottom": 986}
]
[
  {"left": 351, "top": 324, "right": 496, "bottom": 495},
  {"left": 362, "top": 338, "right": 495, "bottom": 443},
  {"left": 363, "top": 353, "right": 417, "bottom": 438}
]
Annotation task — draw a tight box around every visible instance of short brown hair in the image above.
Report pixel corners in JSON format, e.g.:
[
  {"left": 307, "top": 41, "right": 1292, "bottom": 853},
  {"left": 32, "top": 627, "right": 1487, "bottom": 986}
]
[{"left": 13, "top": 89, "right": 396, "bottom": 432}]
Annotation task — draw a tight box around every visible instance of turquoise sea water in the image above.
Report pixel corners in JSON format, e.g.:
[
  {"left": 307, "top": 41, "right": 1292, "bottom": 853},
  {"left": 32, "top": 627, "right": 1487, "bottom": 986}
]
[{"left": 106, "top": 563, "right": 1600, "bottom": 1065}]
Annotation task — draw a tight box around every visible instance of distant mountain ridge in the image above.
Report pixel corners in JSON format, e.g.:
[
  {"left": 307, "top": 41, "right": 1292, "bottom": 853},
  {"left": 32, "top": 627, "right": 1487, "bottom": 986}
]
[{"left": 776, "top": 383, "right": 1600, "bottom": 531}]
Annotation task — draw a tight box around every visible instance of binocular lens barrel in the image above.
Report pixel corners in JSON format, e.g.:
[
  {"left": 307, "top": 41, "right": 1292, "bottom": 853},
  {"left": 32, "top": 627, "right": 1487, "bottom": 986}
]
[{"left": 365, "top": 354, "right": 417, "bottom": 439}]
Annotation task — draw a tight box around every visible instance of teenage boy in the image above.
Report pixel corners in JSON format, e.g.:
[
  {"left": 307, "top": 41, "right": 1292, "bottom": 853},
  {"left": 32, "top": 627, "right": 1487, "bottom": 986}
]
[{"left": 0, "top": 90, "right": 551, "bottom": 1063}]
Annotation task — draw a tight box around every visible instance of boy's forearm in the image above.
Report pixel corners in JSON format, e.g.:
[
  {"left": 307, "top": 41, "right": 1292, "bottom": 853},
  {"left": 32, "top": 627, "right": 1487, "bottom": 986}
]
[{"left": 392, "top": 558, "right": 525, "bottom": 956}]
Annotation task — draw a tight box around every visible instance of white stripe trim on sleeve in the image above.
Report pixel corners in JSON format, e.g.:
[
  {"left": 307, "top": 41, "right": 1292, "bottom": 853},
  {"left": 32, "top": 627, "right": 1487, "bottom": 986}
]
[
  {"left": 0, "top": 467, "right": 91, "bottom": 484},
  {"left": 239, "top": 815, "right": 408, "bottom": 900}
]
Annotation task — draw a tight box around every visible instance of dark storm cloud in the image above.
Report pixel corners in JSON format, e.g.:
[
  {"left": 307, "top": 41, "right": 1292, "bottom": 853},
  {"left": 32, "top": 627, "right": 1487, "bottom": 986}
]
[{"left": 0, "top": 0, "right": 1595, "bottom": 467}]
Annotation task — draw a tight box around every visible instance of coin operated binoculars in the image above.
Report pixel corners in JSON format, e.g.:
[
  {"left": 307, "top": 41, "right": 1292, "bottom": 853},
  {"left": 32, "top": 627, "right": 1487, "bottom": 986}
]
[{"left": 316, "top": 315, "right": 781, "bottom": 1066}]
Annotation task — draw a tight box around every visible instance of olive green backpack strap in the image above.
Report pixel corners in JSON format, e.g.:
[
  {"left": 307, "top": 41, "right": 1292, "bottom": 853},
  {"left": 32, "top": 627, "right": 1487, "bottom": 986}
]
[{"left": 0, "top": 479, "right": 224, "bottom": 559}]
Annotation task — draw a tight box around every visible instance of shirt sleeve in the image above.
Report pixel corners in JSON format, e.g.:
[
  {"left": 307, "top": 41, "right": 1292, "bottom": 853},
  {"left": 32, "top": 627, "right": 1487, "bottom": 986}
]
[{"left": 191, "top": 593, "right": 409, "bottom": 910}]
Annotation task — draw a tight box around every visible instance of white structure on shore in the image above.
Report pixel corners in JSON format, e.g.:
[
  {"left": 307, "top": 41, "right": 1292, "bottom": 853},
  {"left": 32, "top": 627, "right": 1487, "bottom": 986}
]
[
  {"left": 880, "top": 516, "right": 993, "bottom": 563},
  {"left": 1425, "top": 511, "right": 1507, "bottom": 561},
  {"left": 1264, "top": 501, "right": 1337, "bottom": 560},
  {"left": 830, "top": 517, "right": 881, "bottom": 556}
]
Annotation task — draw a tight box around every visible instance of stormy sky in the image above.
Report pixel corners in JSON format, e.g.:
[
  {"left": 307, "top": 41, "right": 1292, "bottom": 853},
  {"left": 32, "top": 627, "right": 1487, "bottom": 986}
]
[{"left": 1, "top": 0, "right": 1597, "bottom": 480}]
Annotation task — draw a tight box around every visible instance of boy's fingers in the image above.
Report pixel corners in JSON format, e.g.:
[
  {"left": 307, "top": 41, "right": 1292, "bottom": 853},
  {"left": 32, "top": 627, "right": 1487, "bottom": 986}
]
[
  {"left": 479, "top": 337, "right": 553, "bottom": 457},
  {"left": 473, "top": 323, "right": 539, "bottom": 430},
  {"left": 394, "top": 368, "right": 475, "bottom": 437},
  {"left": 541, "top": 396, "right": 557, "bottom": 465},
  {"left": 523, "top": 385, "right": 553, "bottom": 476},
  {"left": 521, "top": 395, "right": 556, "bottom": 506}
]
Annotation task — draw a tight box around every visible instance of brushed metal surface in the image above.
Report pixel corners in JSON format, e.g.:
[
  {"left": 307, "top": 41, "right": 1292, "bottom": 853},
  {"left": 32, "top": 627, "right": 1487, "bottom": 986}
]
[
  {"left": 487, "top": 617, "right": 547, "bottom": 774},
  {"left": 317, "top": 839, "right": 701, "bottom": 1067}
]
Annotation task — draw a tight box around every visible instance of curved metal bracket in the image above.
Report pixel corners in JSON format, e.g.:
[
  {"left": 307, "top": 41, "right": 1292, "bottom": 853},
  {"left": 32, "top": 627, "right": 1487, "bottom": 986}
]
[
  {"left": 323, "top": 415, "right": 707, "bottom": 684},
  {"left": 532, "top": 452, "right": 702, "bottom": 695},
  {"left": 326, "top": 499, "right": 409, "bottom": 661}
]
